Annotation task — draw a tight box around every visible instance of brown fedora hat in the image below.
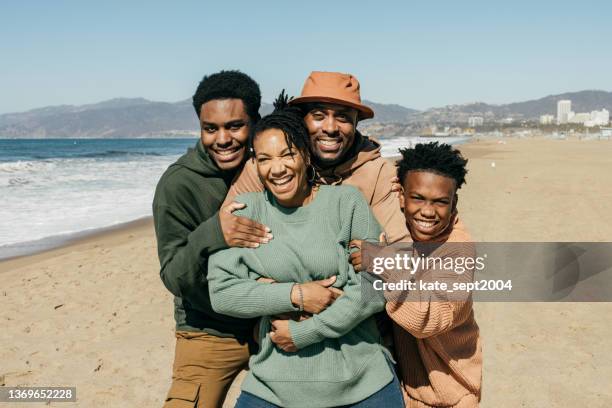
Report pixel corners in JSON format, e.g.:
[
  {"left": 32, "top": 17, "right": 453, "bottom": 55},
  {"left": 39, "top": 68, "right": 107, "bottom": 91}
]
[{"left": 289, "top": 71, "right": 374, "bottom": 120}]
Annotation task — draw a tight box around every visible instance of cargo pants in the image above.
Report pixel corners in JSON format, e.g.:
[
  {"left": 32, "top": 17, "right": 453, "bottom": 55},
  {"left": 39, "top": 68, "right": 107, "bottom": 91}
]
[{"left": 162, "top": 331, "right": 251, "bottom": 408}]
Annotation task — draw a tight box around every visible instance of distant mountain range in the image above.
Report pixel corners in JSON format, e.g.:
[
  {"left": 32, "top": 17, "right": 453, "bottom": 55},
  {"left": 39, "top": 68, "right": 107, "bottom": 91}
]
[
  {"left": 1, "top": 90, "right": 610, "bottom": 138},
  {"left": 0, "top": 98, "right": 199, "bottom": 138}
]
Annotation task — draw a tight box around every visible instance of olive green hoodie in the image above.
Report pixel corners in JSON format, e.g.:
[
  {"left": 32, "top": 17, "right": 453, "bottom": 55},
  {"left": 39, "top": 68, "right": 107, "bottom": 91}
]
[{"left": 152, "top": 140, "right": 256, "bottom": 338}]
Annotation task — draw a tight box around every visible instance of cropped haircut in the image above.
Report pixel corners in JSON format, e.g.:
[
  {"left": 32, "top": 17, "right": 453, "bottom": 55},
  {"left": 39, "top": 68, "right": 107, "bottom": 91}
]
[
  {"left": 249, "top": 90, "right": 310, "bottom": 157},
  {"left": 192, "top": 70, "right": 261, "bottom": 123},
  {"left": 397, "top": 142, "right": 468, "bottom": 190}
]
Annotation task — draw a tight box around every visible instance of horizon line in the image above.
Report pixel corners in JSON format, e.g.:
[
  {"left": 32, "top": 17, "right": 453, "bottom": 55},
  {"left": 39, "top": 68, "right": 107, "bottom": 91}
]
[{"left": 1, "top": 88, "right": 612, "bottom": 116}]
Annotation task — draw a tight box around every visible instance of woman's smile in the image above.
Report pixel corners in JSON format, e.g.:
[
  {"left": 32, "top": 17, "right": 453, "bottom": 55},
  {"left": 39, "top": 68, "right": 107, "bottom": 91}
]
[{"left": 268, "top": 174, "right": 296, "bottom": 194}]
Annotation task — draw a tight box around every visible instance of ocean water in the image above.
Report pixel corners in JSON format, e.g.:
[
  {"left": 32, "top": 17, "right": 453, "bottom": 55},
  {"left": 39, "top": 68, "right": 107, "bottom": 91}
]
[
  {"left": 0, "top": 136, "right": 469, "bottom": 259},
  {"left": 379, "top": 135, "right": 471, "bottom": 157},
  {"left": 0, "top": 139, "right": 197, "bottom": 258}
]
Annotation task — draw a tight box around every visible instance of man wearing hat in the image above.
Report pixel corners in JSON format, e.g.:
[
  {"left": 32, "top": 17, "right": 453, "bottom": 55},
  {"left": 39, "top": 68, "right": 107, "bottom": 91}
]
[{"left": 225, "top": 71, "right": 409, "bottom": 243}]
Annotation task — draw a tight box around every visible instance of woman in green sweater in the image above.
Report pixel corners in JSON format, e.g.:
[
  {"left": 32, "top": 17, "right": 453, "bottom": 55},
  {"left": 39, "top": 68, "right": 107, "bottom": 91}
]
[{"left": 207, "top": 99, "right": 404, "bottom": 408}]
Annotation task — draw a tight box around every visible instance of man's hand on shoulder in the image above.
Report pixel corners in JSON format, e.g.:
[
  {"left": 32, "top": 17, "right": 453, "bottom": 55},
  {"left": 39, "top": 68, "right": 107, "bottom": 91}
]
[
  {"left": 390, "top": 176, "right": 403, "bottom": 195},
  {"left": 219, "top": 202, "right": 273, "bottom": 248}
]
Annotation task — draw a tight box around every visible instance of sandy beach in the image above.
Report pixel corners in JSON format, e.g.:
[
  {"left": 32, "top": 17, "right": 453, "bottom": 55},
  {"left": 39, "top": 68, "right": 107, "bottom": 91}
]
[{"left": 2, "top": 136, "right": 612, "bottom": 407}]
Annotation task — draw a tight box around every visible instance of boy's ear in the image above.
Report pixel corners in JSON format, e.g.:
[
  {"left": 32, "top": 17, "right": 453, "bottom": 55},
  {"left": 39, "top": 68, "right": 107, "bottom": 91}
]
[
  {"left": 398, "top": 191, "right": 405, "bottom": 210},
  {"left": 452, "top": 192, "right": 459, "bottom": 214}
]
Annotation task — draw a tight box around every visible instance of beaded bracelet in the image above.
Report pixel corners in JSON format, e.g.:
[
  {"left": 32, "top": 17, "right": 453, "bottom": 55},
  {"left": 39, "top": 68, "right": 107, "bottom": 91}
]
[{"left": 296, "top": 284, "right": 304, "bottom": 312}]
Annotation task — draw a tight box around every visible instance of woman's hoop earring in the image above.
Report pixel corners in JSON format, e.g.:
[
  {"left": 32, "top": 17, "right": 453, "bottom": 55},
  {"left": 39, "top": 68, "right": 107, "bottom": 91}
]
[{"left": 306, "top": 164, "right": 317, "bottom": 184}]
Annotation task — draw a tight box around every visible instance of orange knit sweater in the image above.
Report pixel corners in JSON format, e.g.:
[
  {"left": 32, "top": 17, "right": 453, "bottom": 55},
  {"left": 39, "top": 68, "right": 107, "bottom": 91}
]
[{"left": 385, "top": 217, "right": 482, "bottom": 408}]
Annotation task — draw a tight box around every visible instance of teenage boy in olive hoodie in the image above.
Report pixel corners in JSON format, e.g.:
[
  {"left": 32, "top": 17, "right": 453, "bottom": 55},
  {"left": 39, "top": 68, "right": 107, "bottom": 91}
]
[
  {"left": 154, "top": 71, "right": 341, "bottom": 408},
  {"left": 153, "top": 71, "right": 272, "bottom": 408}
]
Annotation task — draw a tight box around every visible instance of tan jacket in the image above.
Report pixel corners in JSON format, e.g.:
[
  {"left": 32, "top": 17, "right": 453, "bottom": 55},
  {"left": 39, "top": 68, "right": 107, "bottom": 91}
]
[
  {"left": 386, "top": 218, "right": 482, "bottom": 408},
  {"left": 224, "top": 134, "right": 409, "bottom": 243}
]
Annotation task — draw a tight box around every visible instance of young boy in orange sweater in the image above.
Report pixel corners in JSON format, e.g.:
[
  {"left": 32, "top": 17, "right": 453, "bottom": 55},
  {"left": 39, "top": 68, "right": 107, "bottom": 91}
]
[
  {"left": 388, "top": 142, "right": 482, "bottom": 407},
  {"left": 351, "top": 142, "right": 482, "bottom": 407}
]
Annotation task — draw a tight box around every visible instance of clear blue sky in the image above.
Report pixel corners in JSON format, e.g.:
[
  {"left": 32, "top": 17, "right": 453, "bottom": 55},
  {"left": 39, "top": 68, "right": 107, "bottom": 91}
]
[{"left": 1, "top": 0, "right": 611, "bottom": 114}]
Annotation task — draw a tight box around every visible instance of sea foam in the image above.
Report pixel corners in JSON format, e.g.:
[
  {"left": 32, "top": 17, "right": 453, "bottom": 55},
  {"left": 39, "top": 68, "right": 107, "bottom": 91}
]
[{"left": 0, "top": 139, "right": 195, "bottom": 258}]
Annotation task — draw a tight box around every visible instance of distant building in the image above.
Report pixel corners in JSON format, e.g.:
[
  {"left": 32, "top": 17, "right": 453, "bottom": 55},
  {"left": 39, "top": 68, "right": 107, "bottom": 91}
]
[
  {"left": 587, "top": 109, "right": 610, "bottom": 127},
  {"left": 420, "top": 126, "right": 435, "bottom": 136},
  {"left": 557, "top": 100, "right": 572, "bottom": 124},
  {"left": 570, "top": 109, "right": 611, "bottom": 127},
  {"left": 468, "top": 116, "right": 484, "bottom": 127},
  {"left": 569, "top": 112, "right": 591, "bottom": 124},
  {"left": 540, "top": 114, "right": 555, "bottom": 125}
]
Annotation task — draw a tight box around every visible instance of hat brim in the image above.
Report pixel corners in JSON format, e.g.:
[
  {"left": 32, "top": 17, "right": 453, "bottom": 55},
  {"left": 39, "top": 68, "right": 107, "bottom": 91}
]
[{"left": 289, "top": 96, "right": 374, "bottom": 120}]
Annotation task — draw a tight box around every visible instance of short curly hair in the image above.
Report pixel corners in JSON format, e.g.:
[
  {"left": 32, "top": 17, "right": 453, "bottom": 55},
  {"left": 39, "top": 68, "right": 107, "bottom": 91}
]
[
  {"left": 192, "top": 70, "right": 261, "bottom": 123},
  {"left": 397, "top": 142, "right": 468, "bottom": 190}
]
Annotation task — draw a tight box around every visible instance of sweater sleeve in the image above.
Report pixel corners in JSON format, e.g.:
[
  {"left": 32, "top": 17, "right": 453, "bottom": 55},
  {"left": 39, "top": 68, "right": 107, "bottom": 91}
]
[
  {"left": 370, "top": 159, "right": 410, "bottom": 244},
  {"left": 385, "top": 241, "right": 476, "bottom": 339},
  {"left": 207, "top": 193, "right": 298, "bottom": 318},
  {"left": 207, "top": 248, "right": 298, "bottom": 318},
  {"left": 153, "top": 202, "right": 227, "bottom": 299},
  {"left": 288, "top": 189, "right": 386, "bottom": 349}
]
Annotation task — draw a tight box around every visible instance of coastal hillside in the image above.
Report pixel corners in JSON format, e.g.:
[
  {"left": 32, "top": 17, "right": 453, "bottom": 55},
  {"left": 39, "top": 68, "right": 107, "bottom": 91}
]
[
  {"left": 1, "top": 90, "right": 610, "bottom": 138},
  {"left": 0, "top": 97, "right": 419, "bottom": 138}
]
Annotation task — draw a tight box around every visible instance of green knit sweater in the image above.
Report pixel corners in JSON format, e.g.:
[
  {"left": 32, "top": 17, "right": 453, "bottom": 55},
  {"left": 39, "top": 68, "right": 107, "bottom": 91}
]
[{"left": 208, "top": 185, "right": 393, "bottom": 407}]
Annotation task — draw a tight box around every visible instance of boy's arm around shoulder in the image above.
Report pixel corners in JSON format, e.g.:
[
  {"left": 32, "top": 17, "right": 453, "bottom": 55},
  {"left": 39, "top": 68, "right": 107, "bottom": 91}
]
[{"left": 153, "top": 173, "right": 227, "bottom": 299}]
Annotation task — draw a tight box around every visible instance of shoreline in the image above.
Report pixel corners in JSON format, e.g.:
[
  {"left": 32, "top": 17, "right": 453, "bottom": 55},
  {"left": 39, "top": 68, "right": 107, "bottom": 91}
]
[{"left": 0, "top": 217, "right": 153, "bottom": 272}]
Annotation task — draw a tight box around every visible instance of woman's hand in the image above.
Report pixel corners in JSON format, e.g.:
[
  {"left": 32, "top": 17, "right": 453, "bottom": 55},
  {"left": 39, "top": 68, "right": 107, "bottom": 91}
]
[
  {"left": 290, "top": 276, "right": 343, "bottom": 314},
  {"left": 269, "top": 318, "right": 297, "bottom": 352}
]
